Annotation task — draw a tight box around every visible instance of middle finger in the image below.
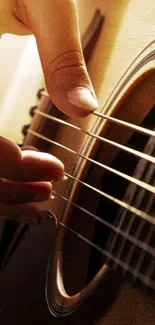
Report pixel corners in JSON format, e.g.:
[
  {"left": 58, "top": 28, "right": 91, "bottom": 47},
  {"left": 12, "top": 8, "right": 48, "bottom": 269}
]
[{"left": 0, "top": 178, "right": 52, "bottom": 204}]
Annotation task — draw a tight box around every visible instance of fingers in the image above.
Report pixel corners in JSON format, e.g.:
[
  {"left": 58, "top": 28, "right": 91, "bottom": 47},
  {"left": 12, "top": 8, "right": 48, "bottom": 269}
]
[
  {"left": 17, "top": 0, "right": 99, "bottom": 117},
  {"left": 0, "top": 178, "right": 52, "bottom": 204},
  {"left": 0, "top": 136, "right": 22, "bottom": 180},
  {"left": 19, "top": 151, "right": 64, "bottom": 182},
  {"left": 0, "top": 137, "right": 64, "bottom": 182},
  {"left": 3, "top": 0, "right": 99, "bottom": 116},
  {"left": 0, "top": 137, "right": 64, "bottom": 224}
]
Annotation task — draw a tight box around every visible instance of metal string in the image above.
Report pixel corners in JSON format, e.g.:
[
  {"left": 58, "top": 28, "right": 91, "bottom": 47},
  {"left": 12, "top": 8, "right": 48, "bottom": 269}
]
[
  {"left": 34, "top": 110, "right": 155, "bottom": 164},
  {"left": 47, "top": 209, "right": 155, "bottom": 291},
  {"left": 35, "top": 108, "right": 155, "bottom": 138},
  {"left": 93, "top": 110, "right": 155, "bottom": 137},
  {"left": 51, "top": 189, "right": 155, "bottom": 257},
  {"left": 31, "top": 40, "right": 155, "bottom": 289},
  {"left": 64, "top": 171, "right": 155, "bottom": 225},
  {"left": 114, "top": 179, "right": 155, "bottom": 276},
  {"left": 27, "top": 129, "right": 154, "bottom": 224},
  {"left": 30, "top": 103, "right": 154, "bottom": 284},
  {"left": 28, "top": 128, "right": 155, "bottom": 194}
]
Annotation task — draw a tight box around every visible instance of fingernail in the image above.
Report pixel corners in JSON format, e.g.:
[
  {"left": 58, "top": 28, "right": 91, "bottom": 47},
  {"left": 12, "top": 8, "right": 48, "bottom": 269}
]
[
  {"left": 67, "top": 87, "right": 99, "bottom": 111},
  {"left": 60, "top": 175, "right": 68, "bottom": 181},
  {"left": 54, "top": 175, "right": 68, "bottom": 182}
]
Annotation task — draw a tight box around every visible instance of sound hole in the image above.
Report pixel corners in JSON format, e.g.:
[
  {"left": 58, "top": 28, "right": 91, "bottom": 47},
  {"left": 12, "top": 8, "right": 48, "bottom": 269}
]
[{"left": 62, "top": 107, "right": 155, "bottom": 296}]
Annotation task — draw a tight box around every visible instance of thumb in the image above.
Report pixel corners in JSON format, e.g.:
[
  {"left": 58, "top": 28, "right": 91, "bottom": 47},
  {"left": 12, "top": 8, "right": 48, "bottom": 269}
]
[{"left": 20, "top": 0, "right": 99, "bottom": 117}]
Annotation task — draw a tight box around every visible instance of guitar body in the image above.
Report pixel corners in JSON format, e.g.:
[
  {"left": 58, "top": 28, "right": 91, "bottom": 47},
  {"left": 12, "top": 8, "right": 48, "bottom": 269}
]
[{"left": 0, "top": 1, "right": 155, "bottom": 324}]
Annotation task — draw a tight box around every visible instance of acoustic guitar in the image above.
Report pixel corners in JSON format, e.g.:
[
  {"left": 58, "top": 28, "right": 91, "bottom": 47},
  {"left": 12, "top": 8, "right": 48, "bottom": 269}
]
[{"left": 0, "top": 1, "right": 155, "bottom": 324}]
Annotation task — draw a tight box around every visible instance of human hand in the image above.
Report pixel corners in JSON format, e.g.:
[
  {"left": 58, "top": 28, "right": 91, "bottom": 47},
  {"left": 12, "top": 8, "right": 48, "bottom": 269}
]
[
  {"left": 0, "top": 0, "right": 98, "bottom": 117},
  {"left": 0, "top": 136, "right": 64, "bottom": 224},
  {"left": 0, "top": 0, "right": 98, "bottom": 223}
]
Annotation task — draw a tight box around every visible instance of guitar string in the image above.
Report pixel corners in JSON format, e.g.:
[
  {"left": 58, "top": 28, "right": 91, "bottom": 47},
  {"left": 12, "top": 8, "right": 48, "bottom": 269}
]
[
  {"left": 28, "top": 129, "right": 155, "bottom": 224},
  {"left": 54, "top": 173, "right": 155, "bottom": 276},
  {"left": 111, "top": 166, "right": 155, "bottom": 276},
  {"left": 132, "top": 226, "right": 154, "bottom": 283},
  {"left": 31, "top": 122, "right": 155, "bottom": 281},
  {"left": 111, "top": 195, "right": 154, "bottom": 274},
  {"left": 35, "top": 107, "right": 155, "bottom": 138},
  {"left": 28, "top": 128, "right": 155, "bottom": 195},
  {"left": 133, "top": 190, "right": 155, "bottom": 281},
  {"left": 34, "top": 110, "right": 155, "bottom": 206},
  {"left": 28, "top": 127, "right": 154, "bottom": 276},
  {"left": 143, "top": 254, "right": 155, "bottom": 287},
  {"left": 51, "top": 184, "right": 155, "bottom": 284},
  {"left": 28, "top": 125, "right": 155, "bottom": 194},
  {"left": 34, "top": 110, "right": 155, "bottom": 164},
  {"left": 131, "top": 179, "right": 155, "bottom": 282},
  {"left": 47, "top": 210, "right": 155, "bottom": 291},
  {"left": 31, "top": 100, "right": 155, "bottom": 280},
  {"left": 28, "top": 119, "right": 155, "bottom": 256},
  {"left": 64, "top": 172, "right": 155, "bottom": 225},
  {"left": 37, "top": 44, "right": 155, "bottom": 288},
  {"left": 50, "top": 144, "right": 155, "bottom": 285},
  {"left": 51, "top": 189, "right": 155, "bottom": 257}
]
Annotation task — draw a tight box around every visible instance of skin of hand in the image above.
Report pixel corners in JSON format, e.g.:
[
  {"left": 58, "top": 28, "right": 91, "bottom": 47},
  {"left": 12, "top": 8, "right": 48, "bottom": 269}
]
[{"left": 0, "top": 0, "right": 99, "bottom": 224}]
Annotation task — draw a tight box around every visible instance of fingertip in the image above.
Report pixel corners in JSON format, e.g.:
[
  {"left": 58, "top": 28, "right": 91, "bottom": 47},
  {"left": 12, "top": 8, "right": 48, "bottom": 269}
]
[
  {"left": 21, "top": 150, "right": 64, "bottom": 182},
  {"left": 67, "top": 87, "right": 99, "bottom": 116}
]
